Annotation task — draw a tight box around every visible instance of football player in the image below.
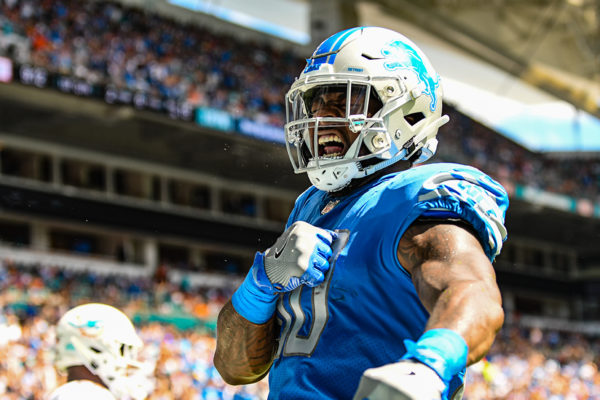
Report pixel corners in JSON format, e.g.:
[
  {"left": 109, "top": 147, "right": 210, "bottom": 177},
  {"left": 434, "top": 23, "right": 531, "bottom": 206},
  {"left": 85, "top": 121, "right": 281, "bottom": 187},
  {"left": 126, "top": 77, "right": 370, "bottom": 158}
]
[
  {"left": 214, "top": 26, "right": 508, "bottom": 400},
  {"left": 49, "top": 303, "right": 154, "bottom": 400}
]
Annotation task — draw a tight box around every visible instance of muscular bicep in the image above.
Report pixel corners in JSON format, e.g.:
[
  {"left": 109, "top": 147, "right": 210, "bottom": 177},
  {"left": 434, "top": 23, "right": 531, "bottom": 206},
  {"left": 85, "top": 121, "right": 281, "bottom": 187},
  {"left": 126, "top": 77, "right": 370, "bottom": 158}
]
[{"left": 397, "top": 220, "right": 500, "bottom": 313}]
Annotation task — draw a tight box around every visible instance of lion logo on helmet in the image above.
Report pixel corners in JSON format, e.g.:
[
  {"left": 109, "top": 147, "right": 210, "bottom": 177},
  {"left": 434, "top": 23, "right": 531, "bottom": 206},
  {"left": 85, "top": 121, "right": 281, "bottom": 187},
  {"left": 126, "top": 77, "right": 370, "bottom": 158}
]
[{"left": 381, "top": 40, "right": 440, "bottom": 112}]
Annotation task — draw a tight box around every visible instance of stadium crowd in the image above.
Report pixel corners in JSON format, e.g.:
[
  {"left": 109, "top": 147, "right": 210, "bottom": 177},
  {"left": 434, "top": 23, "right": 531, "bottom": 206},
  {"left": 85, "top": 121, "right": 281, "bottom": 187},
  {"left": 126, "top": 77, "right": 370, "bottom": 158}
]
[
  {"left": 0, "top": 0, "right": 296, "bottom": 127},
  {"left": 0, "top": 0, "right": 599, "bottom": 204},
  {"left": 438, "top": 111, "right": 600, "bottom": 205},
  {"left": 467, "top": 325, "right": 600, "bottom": 399},
  {"left": 0, "top": 1, "right": 598, "bottom": 399},
  {"left": 0, "top": 259, "right": 270, "bottom": 399},
  {"left": 0, "top": 259, "right": 598, "bottom": 399}
]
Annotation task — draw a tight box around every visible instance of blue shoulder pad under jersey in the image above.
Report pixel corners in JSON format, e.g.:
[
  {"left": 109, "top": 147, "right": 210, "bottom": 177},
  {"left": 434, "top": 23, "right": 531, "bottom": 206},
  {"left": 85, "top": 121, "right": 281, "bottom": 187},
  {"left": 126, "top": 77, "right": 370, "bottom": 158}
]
[{"left": 405, "top": 164, "right": 508, "bottom": 261}]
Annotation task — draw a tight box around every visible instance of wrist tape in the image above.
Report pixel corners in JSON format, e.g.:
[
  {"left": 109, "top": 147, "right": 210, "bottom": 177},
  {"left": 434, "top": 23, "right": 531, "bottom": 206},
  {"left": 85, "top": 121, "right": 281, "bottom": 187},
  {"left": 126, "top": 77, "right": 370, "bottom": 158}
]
[
  {"left": 231, "top": 252, "right": 278, "bottom": 324},
  {"left": 401, "top": 328, "right": 468, "bottom": 383}
]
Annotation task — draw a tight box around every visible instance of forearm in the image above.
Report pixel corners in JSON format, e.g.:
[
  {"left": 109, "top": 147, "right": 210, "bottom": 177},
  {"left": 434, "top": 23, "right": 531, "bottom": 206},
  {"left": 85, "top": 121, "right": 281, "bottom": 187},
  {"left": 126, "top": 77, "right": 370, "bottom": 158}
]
[
  {"left": 213, "top": 223, "right": 336, "bottom": 384},
  {"left": 213, "top": 300, "right": 278, "bottom": 385},
  {"left": 424, "top": 278, "right": 504, "bottom": 365},
  {"left": 400, "top": 222, "right": 505, "bottom": 366}
]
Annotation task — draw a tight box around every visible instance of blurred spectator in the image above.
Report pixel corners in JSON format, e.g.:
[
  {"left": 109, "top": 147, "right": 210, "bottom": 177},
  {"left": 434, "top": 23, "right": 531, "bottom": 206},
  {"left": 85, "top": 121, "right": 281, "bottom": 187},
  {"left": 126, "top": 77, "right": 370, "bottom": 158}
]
[
  {"left": 465, "top": 324, "right": 600, "bottom": 399},
  {"left": 0, "top": 0, "right": 299, "bottom": 128},
  {"left": 0, "top": 259, "right": 269, "bottom": 399},
  {"left": 1, "top": 0, "right": 598, "bottom": 204},
  {"left": 0, "top": 259, "right": 598, "bottom": 399}
]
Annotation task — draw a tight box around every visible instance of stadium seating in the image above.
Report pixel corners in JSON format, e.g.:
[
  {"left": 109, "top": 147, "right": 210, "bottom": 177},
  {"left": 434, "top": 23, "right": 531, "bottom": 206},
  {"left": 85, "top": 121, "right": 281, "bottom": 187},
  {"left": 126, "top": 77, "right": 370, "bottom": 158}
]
[
  {"left": 0, "top": 0, "right": 598, "bottom": 204},
  {"left": 0, "top": 261, "right": 598, "bottom": 399},
  {"left": 0, "top": 1, "right": 599, "bottom": 399}
]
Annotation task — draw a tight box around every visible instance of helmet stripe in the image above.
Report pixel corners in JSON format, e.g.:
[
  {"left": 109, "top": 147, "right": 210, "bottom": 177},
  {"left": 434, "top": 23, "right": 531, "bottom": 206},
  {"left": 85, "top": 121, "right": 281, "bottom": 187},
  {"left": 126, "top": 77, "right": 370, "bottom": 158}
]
[
  {"left": 327, "top": 27, "right": 362, "bottom": 64},
  {"left": 314, "top": 27, "right": 365, "bottom": 57},
  {"left": 314, "top": 28, "right": 355, "bottom": 56},
  {"left": 305, "top": 27, "right": 362, "bottom": 73}
]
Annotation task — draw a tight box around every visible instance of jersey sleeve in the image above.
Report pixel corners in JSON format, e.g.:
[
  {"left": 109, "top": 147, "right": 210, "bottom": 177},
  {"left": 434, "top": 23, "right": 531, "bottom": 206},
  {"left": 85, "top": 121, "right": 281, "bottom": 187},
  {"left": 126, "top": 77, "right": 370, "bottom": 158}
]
[{"left": 408, "top": 166, "right": 508, "bottom": 261}]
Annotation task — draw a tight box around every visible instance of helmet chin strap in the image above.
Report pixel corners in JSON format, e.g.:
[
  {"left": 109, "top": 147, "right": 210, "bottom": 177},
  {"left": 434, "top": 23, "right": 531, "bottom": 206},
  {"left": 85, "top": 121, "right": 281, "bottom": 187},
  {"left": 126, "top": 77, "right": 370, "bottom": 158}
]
[
  {"left": 328, "top": 159, "right": 413, "bottom": 196},
  {"left": 366, "top": 113, "right": 449, "bottom": 174},
  {"left": 307, "top": 110, "right": 449, "bottom": 192},
  {"left": 307, "top": 121, "right": 383, "bottom": 192},
  {"left": 361, "top": 148, "right": 409, "bottom": 176}
]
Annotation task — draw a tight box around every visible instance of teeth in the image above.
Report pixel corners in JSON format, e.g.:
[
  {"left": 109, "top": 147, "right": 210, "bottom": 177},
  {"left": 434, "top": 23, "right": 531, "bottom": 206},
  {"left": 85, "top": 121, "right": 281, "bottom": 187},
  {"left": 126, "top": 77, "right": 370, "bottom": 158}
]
[{"left": 318, "top": 135, "right": 343, "bottom": 145}]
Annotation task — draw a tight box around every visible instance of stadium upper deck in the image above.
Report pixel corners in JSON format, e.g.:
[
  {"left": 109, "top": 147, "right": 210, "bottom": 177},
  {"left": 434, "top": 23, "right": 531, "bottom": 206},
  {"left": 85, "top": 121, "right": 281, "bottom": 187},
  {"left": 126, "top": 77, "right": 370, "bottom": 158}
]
[{"left": 0, "top": 0, "right": 599, "bottom": 321}]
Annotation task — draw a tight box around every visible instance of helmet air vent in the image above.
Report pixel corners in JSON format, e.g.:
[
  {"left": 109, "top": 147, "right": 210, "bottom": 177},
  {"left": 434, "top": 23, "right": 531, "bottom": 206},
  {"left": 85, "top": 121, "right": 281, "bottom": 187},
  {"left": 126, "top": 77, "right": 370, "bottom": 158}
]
[
  {"left": 361, "top": 53, "right": 383, "bottom": 60},
  {"left": 404, "top": 112, "right": 425, "bottom": 126}
]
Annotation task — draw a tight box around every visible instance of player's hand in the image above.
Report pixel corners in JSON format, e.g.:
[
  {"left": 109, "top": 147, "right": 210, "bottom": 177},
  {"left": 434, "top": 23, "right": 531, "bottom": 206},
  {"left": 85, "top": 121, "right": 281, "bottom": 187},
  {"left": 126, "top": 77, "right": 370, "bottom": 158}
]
[
  {"left": 232, "top": 221, "right": 336, "bottom": 324},
  {"left": 352, "top": 360, "right": 445, "bottom": 400},
  {"left": 262, "top": 221, "right": 336, "bottom": 292}
]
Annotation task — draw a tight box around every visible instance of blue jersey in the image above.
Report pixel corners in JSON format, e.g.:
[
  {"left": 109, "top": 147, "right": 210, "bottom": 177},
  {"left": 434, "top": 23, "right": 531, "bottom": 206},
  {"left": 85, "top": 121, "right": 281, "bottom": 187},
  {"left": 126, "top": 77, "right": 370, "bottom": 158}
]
[{"left": 267, "top": 163, "right": 508, "bottom": 400}]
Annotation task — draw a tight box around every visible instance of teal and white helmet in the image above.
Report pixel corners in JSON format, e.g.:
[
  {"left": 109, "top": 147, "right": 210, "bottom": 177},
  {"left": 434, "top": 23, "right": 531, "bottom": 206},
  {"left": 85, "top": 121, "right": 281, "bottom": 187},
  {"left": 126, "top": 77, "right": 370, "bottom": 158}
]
[
  {"left": 54, "top": 303, "right": 154, "bottom": 400},
  {"left": 284, "top": 26, "right": 449, "bottom": 192}
]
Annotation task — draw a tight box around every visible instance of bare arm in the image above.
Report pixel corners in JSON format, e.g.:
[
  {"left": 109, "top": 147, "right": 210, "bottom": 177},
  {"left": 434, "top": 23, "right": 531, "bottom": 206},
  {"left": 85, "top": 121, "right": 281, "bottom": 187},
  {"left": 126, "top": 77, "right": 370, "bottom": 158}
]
[
  {"left": 397, "top": 221, "right": 504, "bottom": 365},
  {"left": 213, "top": 300, "right": 279, "bottom": 385}
]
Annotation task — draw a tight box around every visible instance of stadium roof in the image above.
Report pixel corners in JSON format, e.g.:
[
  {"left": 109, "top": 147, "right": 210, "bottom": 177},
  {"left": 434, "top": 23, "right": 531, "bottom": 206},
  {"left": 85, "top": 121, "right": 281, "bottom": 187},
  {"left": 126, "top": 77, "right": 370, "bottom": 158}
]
[
  {"left": 358, "top": 3, "right": 600, "bottom": 153},
  {"left": 360, "top": 0, "right": 600, "bottom": 153},
  {"left": 157, "top": 0, "right": 600, "bottom": 153}
]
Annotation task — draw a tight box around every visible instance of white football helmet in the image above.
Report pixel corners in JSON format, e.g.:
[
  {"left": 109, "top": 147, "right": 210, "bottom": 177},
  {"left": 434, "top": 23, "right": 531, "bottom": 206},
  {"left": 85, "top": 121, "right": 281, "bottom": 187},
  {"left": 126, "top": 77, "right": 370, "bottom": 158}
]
[
  {"left": 54, "top": 303, "right": 154, "bottom": 400},
  {"left": 284, "top": 26, "right": 449, "bottom": 192}
]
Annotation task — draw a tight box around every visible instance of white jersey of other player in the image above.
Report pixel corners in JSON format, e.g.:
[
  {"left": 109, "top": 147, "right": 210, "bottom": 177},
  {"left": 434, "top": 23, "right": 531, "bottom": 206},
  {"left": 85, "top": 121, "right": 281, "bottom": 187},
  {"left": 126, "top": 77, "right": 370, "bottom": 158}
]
[{"left": 48, "top": 380, "right": 115, "bottom": 400}]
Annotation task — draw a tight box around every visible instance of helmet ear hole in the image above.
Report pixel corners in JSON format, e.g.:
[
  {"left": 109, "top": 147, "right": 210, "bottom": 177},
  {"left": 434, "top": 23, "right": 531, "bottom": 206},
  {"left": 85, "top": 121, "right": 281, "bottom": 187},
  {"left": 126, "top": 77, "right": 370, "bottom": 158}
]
[{"left": 404, "top": 112, "right": 425, "bottom": 126}]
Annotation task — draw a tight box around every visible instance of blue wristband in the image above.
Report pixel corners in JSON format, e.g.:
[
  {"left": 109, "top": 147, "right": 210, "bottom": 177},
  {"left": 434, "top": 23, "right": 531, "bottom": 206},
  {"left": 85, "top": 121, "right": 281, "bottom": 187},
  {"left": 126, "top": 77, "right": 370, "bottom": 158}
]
[
  {"left": 231, "top": 252, "right": 278, "bottom": 324},
  {"left": 401, "top": 328, "right": 468, "bottom": 384}
]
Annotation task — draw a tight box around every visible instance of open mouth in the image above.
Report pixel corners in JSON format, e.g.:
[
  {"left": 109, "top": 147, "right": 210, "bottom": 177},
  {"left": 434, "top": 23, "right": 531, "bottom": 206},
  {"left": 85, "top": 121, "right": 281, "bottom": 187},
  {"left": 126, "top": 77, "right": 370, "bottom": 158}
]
[{"left": 317, "top": 133, "right": 346, "bottom": 158}]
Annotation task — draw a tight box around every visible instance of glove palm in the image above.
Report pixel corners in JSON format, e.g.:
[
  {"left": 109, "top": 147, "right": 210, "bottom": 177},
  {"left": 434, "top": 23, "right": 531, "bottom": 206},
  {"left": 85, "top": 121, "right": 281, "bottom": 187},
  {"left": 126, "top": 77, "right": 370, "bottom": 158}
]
[{"left": 353, "top": 361, "right": 446, "bottom": 400}]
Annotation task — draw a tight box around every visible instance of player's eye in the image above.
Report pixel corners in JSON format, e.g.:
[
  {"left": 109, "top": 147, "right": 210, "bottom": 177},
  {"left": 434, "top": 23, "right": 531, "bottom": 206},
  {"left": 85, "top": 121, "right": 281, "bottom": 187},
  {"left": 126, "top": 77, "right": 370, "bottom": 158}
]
[
  {"left": 311, "top": 94, "right": 345, "bottom": 114},
  {"left": 305, "top": 86, "right": 347, "bottom": 116},
  {"left": 310, "top": 98, "right": 325, "bottom": 114}
]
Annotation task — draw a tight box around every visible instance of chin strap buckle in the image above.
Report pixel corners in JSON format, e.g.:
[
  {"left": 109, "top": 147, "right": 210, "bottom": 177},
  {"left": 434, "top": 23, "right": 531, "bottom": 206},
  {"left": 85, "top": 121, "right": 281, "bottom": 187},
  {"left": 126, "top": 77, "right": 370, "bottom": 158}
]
[{"left": 403, "top": 137, "right": 416, "bottom": 154}]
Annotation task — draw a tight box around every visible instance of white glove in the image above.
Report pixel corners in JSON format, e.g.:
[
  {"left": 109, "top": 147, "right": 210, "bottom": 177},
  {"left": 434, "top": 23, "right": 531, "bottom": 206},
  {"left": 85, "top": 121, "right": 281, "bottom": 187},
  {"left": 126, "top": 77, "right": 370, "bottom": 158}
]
[
  {"left": 353, "top": 360, "right": 445, "bottom": 400},
  {"left": 263, "top": 221, "right": 336, "bottom": 291},
  {"left": 231, "top": 221, "right": 336, "bottom": 324}
]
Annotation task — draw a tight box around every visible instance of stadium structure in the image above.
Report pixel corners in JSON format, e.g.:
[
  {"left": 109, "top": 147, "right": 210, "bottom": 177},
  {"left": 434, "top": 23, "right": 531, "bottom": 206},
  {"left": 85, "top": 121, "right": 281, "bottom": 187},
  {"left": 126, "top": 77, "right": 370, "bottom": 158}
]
[{"left": 0, "top": 0, "right": 599, "bottom": 348}]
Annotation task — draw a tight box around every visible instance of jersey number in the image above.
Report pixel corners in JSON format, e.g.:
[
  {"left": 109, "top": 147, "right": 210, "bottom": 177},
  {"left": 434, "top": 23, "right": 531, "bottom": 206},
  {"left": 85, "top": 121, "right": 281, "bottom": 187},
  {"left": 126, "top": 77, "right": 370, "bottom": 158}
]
[{"left": 274, "top": 230, "right": 349, "bottom": 357}]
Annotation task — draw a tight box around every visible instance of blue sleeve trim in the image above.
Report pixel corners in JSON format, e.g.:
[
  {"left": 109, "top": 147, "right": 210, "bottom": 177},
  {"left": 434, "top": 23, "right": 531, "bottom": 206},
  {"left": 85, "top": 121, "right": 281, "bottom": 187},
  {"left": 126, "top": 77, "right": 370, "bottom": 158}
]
[
  {"left": 420, "top": 210, "right": 462, "bottom": 220},
  {"left": 418, "top": 197, "right": 497, "bottom": 260},
  {"left": 411, "top": 169, "right": 509, "bottom": 261}
]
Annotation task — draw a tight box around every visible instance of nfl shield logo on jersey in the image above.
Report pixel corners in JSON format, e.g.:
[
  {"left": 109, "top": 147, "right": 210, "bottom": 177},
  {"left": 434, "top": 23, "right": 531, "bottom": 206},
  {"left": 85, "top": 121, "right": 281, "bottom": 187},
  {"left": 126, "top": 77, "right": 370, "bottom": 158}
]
[{"left": 321, "top": 199, "right": 340, "bottom": 215}]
